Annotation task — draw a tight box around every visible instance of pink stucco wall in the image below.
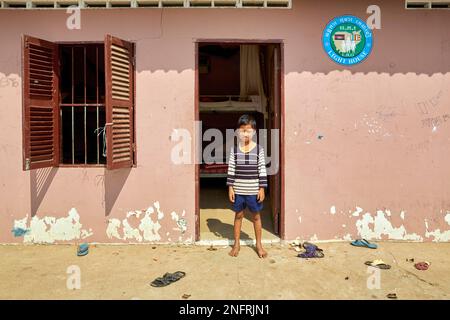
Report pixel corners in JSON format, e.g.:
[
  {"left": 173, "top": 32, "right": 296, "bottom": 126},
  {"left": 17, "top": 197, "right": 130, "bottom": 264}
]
[{"left": 1, "top": 0, "right": 450, "bottom": 243}]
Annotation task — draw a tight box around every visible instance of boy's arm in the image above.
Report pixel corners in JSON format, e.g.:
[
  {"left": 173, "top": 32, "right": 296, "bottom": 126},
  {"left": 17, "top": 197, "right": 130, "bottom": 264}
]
[
  {"left": 226, "top": 147, "right": 235, "bottom": 187},
  {"left": 258, "top": 147, "right": 268, "bottom": 189}
]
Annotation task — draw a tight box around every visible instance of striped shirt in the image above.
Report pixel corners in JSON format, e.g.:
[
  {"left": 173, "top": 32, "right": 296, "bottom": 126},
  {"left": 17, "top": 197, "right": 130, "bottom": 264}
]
[{"left": 227, "top": 143, "right": 268, "bottom": 195}]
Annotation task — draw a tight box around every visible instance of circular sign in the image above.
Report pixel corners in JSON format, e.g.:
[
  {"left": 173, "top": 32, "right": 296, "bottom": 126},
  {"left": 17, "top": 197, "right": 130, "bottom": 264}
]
[{"left": 322, "top": 15, "right": 373, "bottom": 66}]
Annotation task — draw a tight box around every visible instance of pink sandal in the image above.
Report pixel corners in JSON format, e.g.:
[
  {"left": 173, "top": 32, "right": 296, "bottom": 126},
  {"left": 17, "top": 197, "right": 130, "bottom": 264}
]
[{"left": 414, "top": 261, "right": 430, "bottom": 270}]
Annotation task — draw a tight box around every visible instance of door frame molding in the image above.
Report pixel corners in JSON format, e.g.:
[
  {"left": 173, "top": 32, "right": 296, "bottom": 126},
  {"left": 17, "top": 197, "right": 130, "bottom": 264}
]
[{"left": 194, "top": 39, "right": 285, "bottom": 241}]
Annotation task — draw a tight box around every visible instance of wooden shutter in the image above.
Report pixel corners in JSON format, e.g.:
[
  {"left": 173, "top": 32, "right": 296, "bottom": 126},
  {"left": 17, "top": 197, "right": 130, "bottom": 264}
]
[
  {"left": 104, "top": 35, "right": 135, "bottom": 170},
  {"left": 22, "top": 35, "right": 59, "bottom": 171}
]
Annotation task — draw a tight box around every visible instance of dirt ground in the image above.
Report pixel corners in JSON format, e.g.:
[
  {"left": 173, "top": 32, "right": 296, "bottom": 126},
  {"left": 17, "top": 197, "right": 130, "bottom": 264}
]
[{"left": 0, "top": 242, "right": 449, "bottom": 300}]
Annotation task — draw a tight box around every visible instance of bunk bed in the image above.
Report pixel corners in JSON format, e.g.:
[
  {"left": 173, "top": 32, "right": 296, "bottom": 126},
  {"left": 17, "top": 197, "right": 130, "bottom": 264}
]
[
  {"left": 199, "top": 95, "right": 267, "bottom": 115},
  {"left": 199, "top": 109, "right": 265, "bottom": 178}
]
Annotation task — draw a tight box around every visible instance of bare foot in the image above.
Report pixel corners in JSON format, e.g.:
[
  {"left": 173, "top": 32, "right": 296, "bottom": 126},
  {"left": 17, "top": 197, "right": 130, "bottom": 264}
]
[
  {"left": 256, "top": 246, "right": 268, "bottom": 258},
  {"left": 229, "top": 245, "right": 240, "bottom": 257}
]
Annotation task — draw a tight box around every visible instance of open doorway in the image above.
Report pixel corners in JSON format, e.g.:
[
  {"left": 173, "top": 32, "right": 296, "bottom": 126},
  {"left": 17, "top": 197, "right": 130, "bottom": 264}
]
[{"left": 195, "top": 41, "right": 283, "bottom": 242}]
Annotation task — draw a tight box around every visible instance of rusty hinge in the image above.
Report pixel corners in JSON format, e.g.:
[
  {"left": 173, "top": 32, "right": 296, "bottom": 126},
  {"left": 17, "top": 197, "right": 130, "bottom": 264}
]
[
  {"left": 25, "top": 158, "right": 30, "bottom": 171},
  {"left": 132, "top": 143, "right": 136, "bottom": 152}
]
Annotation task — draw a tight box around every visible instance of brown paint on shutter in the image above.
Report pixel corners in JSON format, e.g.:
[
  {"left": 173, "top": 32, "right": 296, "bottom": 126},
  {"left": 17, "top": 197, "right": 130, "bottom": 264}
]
[
  {"left": 22, "top": 35, "right": 59, "bottom": 171},
  {"left": 104, "top": 35, "right": 135, "bottom": 170}
]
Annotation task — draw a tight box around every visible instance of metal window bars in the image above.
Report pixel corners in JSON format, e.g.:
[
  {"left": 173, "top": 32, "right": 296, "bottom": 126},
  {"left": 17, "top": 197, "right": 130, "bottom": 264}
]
[{"left": 60, "top": 44, "right": 106, "bottom": 165}]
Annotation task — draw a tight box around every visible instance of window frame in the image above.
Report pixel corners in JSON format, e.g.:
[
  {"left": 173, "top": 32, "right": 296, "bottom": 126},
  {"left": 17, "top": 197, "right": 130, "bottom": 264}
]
[
  {"left": 22, "top": 37, "right": 137, "bottom": 170},
  {"left": 405, "top": 0, "right": 450, "bottom": 9},
  {"left": 57, "top": 41, "right": 106, "bottom": 167}
]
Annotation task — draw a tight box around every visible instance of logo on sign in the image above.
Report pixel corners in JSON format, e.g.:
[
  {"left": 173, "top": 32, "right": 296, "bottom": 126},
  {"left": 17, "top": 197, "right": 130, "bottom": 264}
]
[{"left": 322, "top": 15, "right": 373, "bottom": 66}]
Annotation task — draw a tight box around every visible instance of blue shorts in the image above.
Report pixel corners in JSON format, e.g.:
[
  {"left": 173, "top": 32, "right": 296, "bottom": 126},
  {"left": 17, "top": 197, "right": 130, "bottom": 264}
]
[{"left": 232, "top": 194, "right": 263, "bottom": 213}]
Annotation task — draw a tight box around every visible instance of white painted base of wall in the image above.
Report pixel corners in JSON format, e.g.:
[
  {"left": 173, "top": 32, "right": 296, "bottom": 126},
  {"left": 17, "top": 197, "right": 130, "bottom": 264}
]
[
  {"left": 195, "top": 238, "right": 281, "bottom": 246},
  {"left": 0, "top": 238, "right": 442, "bottom": 246}
]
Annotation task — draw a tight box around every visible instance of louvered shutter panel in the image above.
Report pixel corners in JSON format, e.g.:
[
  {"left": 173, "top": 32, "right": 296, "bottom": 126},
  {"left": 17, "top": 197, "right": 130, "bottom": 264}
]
[
  {"left": 22, "top": 35, "right": 59, "bottom": 171},
  {"left": 104, "top": 35, "right": 135, "bottom": 170}
]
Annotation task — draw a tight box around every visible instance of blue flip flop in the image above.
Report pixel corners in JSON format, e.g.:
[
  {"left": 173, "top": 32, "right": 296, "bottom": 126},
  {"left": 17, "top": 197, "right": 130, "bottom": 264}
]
[
  {"left": 351, "top": 239, "right": 377, "bottom": 249},
  {"left": 77, "top": 243, "right": 89, "bottom": 256}
]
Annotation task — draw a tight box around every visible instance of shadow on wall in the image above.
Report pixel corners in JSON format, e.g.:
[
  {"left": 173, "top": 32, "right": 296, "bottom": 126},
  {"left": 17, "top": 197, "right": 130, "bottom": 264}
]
[
  {"left": 30, "top": 167, "right": 58, "bottom": 217},
  {"left": 104, "top": 167, "right": 132, "bottom": 216},
  {"left": 29, "top": 166, "right": 132, "bottom": 217}
]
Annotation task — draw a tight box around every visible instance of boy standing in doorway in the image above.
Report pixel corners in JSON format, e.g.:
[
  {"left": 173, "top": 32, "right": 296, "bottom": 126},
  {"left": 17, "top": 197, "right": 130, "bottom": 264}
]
[{"left": 227, "top": 114, "right": 268, "bottom": 258}]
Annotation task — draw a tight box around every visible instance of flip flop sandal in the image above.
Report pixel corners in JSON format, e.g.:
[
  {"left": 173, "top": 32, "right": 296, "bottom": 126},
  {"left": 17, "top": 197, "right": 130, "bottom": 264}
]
[
  {"left": 77, "top": 243, "right": 89, "bottom": 256},
  {"left": 150, "top": 276, "right": 171, "bottom": 287},
  {"left": 313, "top": 250, "right": 324, "bottom": 258},
  {"left": 414, "top": 261, "right": 430, "bottom": 270},
  {"left": 298, "top": 250, "right": 325, "bottom": 258},
  {"left": 365, "top": 260, "right": 391, "bottom": 269},
  {"left": 302, "top": 242, "right": 324, "bottom": 254},
  {"left": 351, "top": 239, "right": 378, "bottom": 249},
  {"left": 77, "top": 250, "right": 88, "bottom": 257},
  {"left": 302, "top": 242, "right": 321, "bottom": 251},
  {"left": 165, "top": 271, "right": 186, "bottom": 282},
  {"left": 150, "top": 271, "right": 186, "bottom": 287},
  {"left": 298, "top": 246, "right": 324, "bottom": 258},
  {"left": 298, "top": 251, "right": 314, "bottom": 258}
]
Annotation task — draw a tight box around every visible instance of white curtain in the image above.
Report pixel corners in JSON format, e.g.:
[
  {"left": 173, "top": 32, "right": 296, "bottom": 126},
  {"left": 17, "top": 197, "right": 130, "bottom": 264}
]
[{"left": 240, "top": 45, "right": 267, "bottom": 111}]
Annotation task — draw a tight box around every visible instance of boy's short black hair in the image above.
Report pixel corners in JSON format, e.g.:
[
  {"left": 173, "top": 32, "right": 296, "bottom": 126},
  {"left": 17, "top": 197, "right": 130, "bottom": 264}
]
[{"left": 237, "top": 114, "right": 257, "bottom": 129}]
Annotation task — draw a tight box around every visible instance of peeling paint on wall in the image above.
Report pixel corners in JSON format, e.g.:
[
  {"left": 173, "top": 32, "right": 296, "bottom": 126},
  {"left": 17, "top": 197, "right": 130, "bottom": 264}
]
[
  {"left": 106, "top": 202, "right": 189, "bottom": 242},
  {"left": 445, "top": 213, "right": 450, "bottom": 225},
  {"left": 107, "top": 205, "right": 162, "bottom": 242},
  {"left": 343, "top": 234, "right": 352, "bottom": 241},
  {"left": 355, "top": 210, "right": 423, "bottom": 241},
  {"left": 297, "top": 205, "right": 447, "bottom": 242},
  {"left": 322, "top": 206, "right": 450, "bottom": 242},
  {"left": 352, "top": 206, "right": 363, "bottom": 217},
  {"left": 155, "top": 202, "right": 164, "bottom": 220},
  {"left": 309, "top": 234, "right": 319, "bottom": 241},
  {"left": 13, "top": 208, "right": 93, "bottom": 244},
  {"left": 425, "top": 226, "right": 450, "bottom": 242},
  {"left": 171, "top": 210, "right": 187, "bottom": 234},
  {"left": 330, "top": 206, "right": 336, "bottom": 215},
  {"left": 106, "top": 218, "right": 122, "bottom": 239},
  {"left": 424, "top": 213, "right": 450, "bottom": 242}
]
